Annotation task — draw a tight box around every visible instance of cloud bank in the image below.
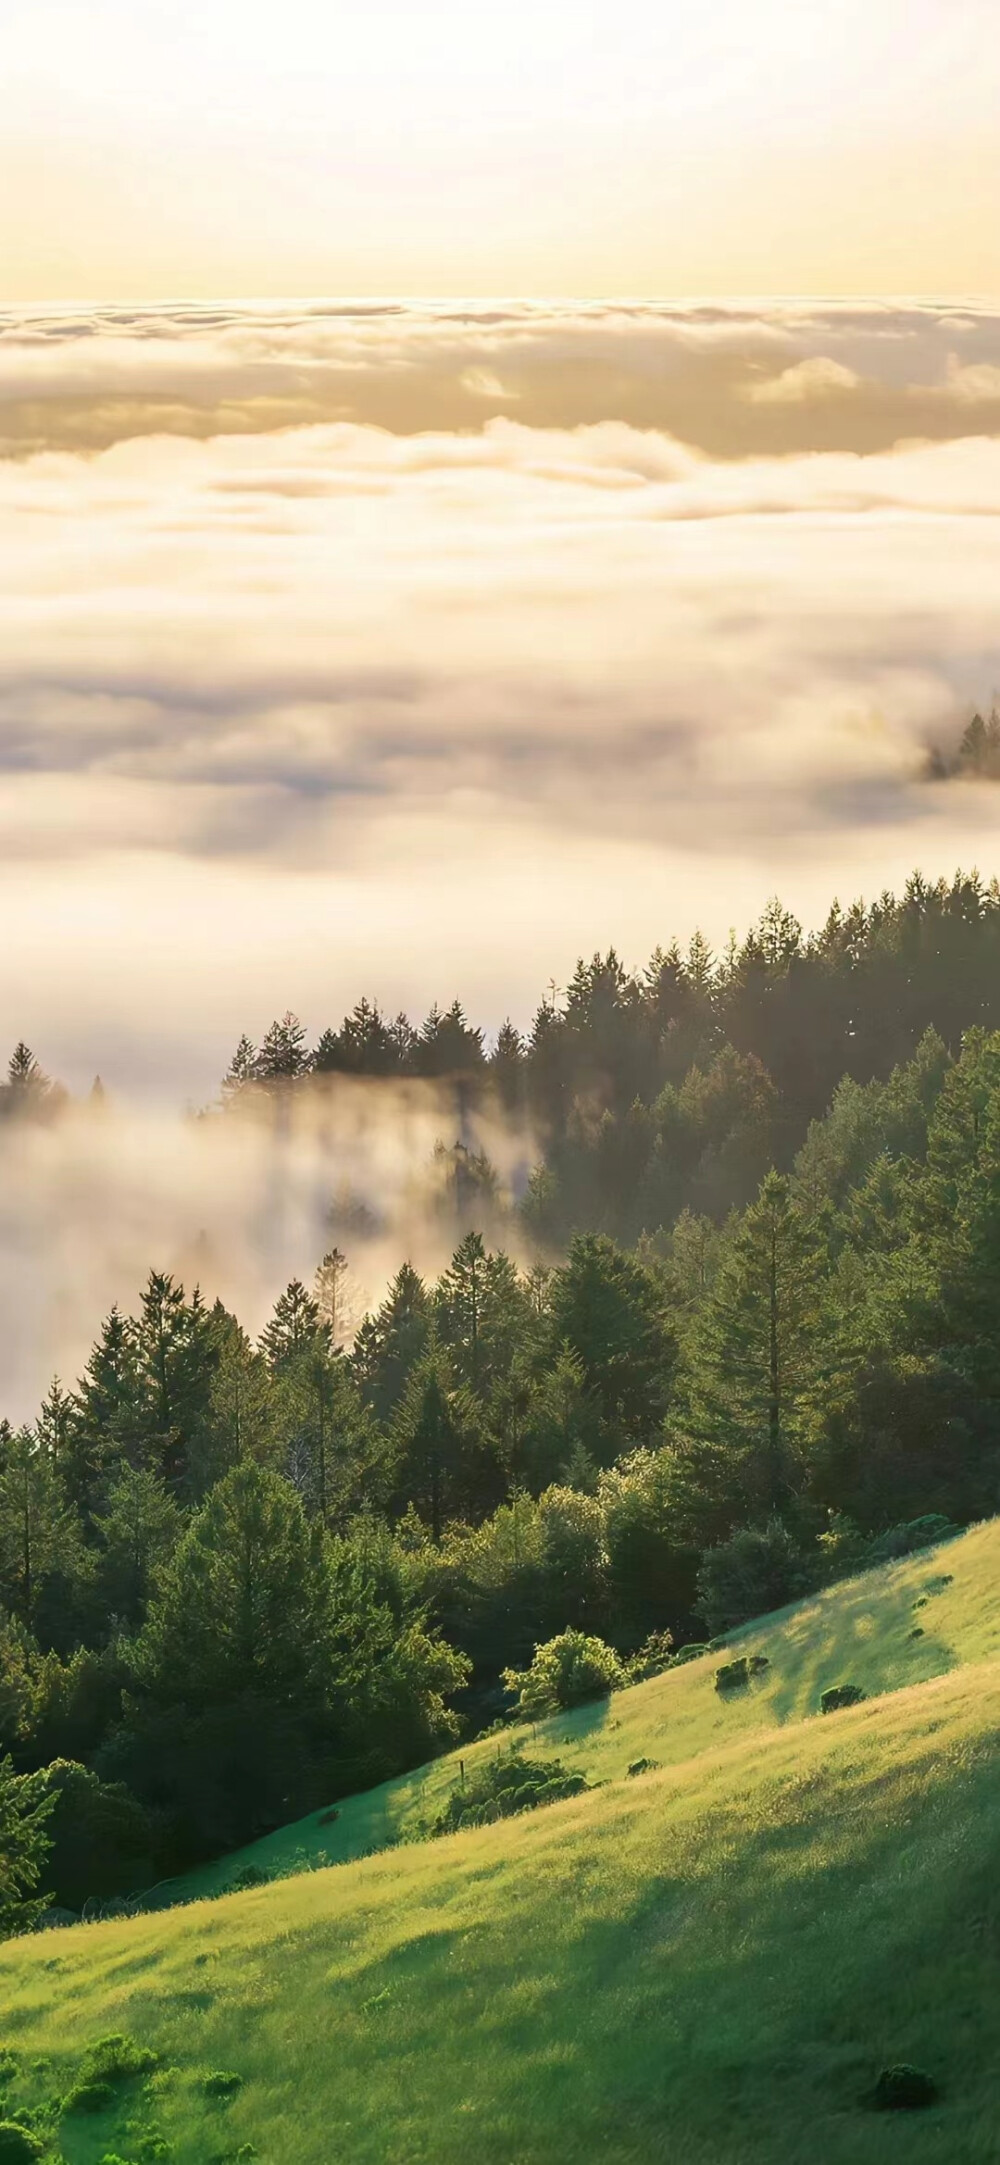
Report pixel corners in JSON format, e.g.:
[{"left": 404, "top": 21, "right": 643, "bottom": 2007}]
[{"left": 0, "top": 298, "right": 999, "bottom": 1402}]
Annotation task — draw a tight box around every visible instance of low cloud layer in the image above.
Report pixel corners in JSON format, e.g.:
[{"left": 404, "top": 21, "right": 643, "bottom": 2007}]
[
  {"left": 4, "top": 300, "right": 1000, "bottom": 456},
  {"left": 0, "top": 299, "right": 999, "bottom": 1399},
  {"left": 1, "top": 303, "right": 1000, "bottom": 1381}
]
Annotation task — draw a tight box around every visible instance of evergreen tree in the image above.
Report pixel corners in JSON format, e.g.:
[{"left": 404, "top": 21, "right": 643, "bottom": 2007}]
[
  {"left": 260, "top": 1278, "right": 325, "bottom": 1370},
  {"left": 66, "top": 1305, "right": 142, "bottom": 1517},
  {"left": 0, "top": 1755, "right": 53, "bottom": 1939},
  {"left": 672, "top": 1171, "right": 828, "bottom": 1540},
  {"left": 0, "top": 1431, "right": 89, "bottom": 1642},
  {"left": 352, "top": 1263, "right": 432, "bottom": 1424},
  {"left": 92, "top": 1465, "right": 181, "bottom": 1627},
  {"left": 549, "top": 1233, "right": 676, "bottom": 1453}
]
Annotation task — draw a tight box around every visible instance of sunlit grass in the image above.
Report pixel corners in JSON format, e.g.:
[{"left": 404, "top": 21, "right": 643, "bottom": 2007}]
[{"left": 2, "top": 1521, "right": 999, "bottom": 2163}]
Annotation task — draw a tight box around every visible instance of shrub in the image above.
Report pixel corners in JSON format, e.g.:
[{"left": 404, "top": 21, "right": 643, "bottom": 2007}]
[
  {"left": 41, "top": 1760, "right": 154, "bottom": 1912},
  {"left": 83, "top": 2036, "right": 157, "bottom": 2084},
  {"left": 227, "top": 1866, "right": 270, "bottom": 1893},
  {"left": 64, "top": 2079, "right": 116, "bottom": 2114},
  {"left": 434, "top": 1753, "right": 588, "bottom": 1833},
  {"left": 64, "top": 2032, "right": 157, "bottom": 2112},
  {"left": 502, "top": 1629, "right": 625, "bottom": 1719},
  {"left": 626, "top": 1758, "right": 659, "bottom": 1777},
  {"left": 671, "top": 1642, "right": 709, "bottom": 1666},
  {"left": 872, "top": 2064, "right": 938, "bottom": 2111},
  {"left": 866, "top": 1515, "right": 959, "bottom": 1565},
  {"left": 820, "top": 1684, "right": 866, "bottom": 1713},
  {"left": 204, "top": 2071, "right": 243, "bottom": 2099},
  {"left": 696, "top": 1520, "right": 811, "bottom": 1635},
  {"left": 623, "top": 1630, "right": 674, "bottom": 1683},
  {"left": 0, "top": 2128, "right": 44, "bottom": 2164},
  {"left": 715, "top": 1658, "right": 749, "bottom": 1693}
]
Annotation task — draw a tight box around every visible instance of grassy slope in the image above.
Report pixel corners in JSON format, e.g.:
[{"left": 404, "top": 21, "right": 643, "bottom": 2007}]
[
  {"left": 166, "top": 1515, "right": 1000, "bottom": 1900},
  {"left": 2, "top": 1523, "right": 1000, "bottom": 2164}
]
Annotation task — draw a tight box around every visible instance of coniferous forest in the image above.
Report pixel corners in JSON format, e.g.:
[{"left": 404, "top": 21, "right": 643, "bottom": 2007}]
[{"left": 5, "top": 868, "right": 1000, "bottom": 1926}]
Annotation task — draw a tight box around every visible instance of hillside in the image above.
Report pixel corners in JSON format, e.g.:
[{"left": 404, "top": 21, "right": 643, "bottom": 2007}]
[
  {"left": 1, "top": 1523, "right": 999, "bottom": 2161},
  {"left": 164, "top": 1515, "right": 997, "bottom": 1901}
]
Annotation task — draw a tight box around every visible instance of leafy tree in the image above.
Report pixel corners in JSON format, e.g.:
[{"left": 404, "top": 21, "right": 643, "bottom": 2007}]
[{"left": 503, "top": 1628, "right": 625, "bottom": 1718}]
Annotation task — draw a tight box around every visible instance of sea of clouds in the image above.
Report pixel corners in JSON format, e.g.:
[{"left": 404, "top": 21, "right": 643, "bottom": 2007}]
[{"left": 2, "top": 299, "right": 1000, "bottom": 1408}]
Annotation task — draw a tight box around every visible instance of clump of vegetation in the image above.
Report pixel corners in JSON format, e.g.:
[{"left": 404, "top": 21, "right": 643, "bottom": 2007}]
[
  {"left": 820, "top": 1684, "right": 866, "bottom": 1713},
  {"left": 624, "top": 1631, "right": 674, "bottom": 1682},
  {"left": 0, "top": 2127, "right": 44, "bottom": 2164},
  {"left": 866, "top": 1516, "right": 959, "bottom": 1564},
  {"left": 697, "top": 1521, "right": 811, "bottom": 1635},
  {"left": 434, "top": 1754, "right": 588, "bottom": 1833},
  {"left": 204, "top": 2070, "right": 244, "bottom": 2099},
  {"left": 226, "top": 1865, "right": 271, "bottom": 1893},
  {"left": 502, "top": 1630, "right": 625, "bottom": 1718},
  {"left": 671, "top": 1642, "right": 710, "bottom": 1666},
  {"left": 65, "top": 2079, "right": 116, "bottom": 2114},
  {"left": 63, "top": 2033, "right": 157, "bottom": 2113},
  {"left": 626, "top": 1758, "right": 659, "bottom": 1777},
  {"left": 714, "top": 1655, "right": 766, "bottom": 1693},
  {"left": 871, "top": 2063, "right": 939, "bottom": 2110}
]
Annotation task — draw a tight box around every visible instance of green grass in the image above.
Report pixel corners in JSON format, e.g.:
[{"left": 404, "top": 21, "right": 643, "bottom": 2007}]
[
  {"left": 162, "top": 1516, "right": 996, "bottom": 1901},
  {"left": 3, "top": 1521, "right": 1000, "bottom": 2163}
]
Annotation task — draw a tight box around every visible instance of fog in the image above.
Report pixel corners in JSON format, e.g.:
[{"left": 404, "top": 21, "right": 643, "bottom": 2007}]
[
  {"left": 2, "top": 300, "right": 1000, "bottom": 1404},
  {"left": 0, "top": 1081, "right": 537, "bottom": 1423}
]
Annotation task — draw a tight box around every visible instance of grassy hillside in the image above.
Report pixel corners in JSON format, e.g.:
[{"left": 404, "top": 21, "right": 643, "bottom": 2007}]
[
  {"left": 165, "top": 1515, "right": 998, "bottom": 1901},
  {"left": 2, "top": 1522, "right": 999, "bottom": 2164}
]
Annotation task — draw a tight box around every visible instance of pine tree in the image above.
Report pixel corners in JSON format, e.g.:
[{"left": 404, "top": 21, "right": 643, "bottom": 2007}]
[
  {"left": 674, "top": 1171, "right": 828, "bottom": 1540},
  {"left": 131, "top": 1461, "right": 328, "bottom": 1709},
  {"left": 0, "top": 1755, "right": 53, "bottom": 1939},
  {"left": 256, "top": 1012, "right": 310, "bottom": 1082},
  {"left": 392, "top": 1356, "right": 464, "bottom": 1543},
  {"left": 93, "top": 1465, "right": 180, "bottom": 1626},
  {"left": 222, "top": 1033, "right": 259, "bottom": 1098},
  {"left": 260, "top": 1279, "right": 324, "bottom": 1370},
  {"left": 0, "top": 1430, "right": 88, "bottom": 1636},
  {"left": 67, "top": 1305, "right": 142, "bottom": 1516}
]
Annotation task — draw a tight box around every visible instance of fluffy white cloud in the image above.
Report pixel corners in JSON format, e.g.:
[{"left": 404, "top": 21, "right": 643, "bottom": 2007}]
[{"left": 0, "top": 302, "right": 998, "bottom": 1113}]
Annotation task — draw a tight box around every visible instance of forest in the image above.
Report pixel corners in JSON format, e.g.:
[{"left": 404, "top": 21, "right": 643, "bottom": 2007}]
[{"left": 4, "top": 867, "right": 1000, "bottom": 1928}]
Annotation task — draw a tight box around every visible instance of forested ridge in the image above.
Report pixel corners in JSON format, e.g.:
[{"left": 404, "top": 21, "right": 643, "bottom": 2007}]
[{"left": 4, "top": 868, "right": 1000, "bottom": 1927}]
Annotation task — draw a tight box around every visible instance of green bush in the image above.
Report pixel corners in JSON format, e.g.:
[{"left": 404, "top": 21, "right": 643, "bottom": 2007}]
[
  {"left": 820, "top": 1683, "right": 866, "bottom": 1713},
  {"left": 866, "top": 1516, "right": 959, "bottom": 1565},
  {"left": 872, "top": 2063, "right": 938, "bottom": 2110},
  {"left": 0, "top": 2127, "right": 44, "bottom": 2164},
  {"left": 502, "top": 1629, "right": 625, "bottom": 1718},
  {"left": 227, "top": 1866, "right": 270, "bottom": 1893},
  {"left": 715, "top": 1658, "right": 750, "bottom": 1693},
  {"left": 64, "top": 2032, "right": 158, "bottom": 2114},
  {"left": 626, "top": 1758, "right": 659, "bottom": 1777},
  {"left": 623, "top": 1630, "right": 674, "bottom": 1682},
  {"left": 697, "top": 1520, "right": 811, "bottom": 1635},
  {"left": 64, "top": 2079, "right": 116, "bottom": 2114},
  {"left": 434, "top": 1753, "right": 588, "bottom": 1833},
  {"left": 204, "top": 2071, "right": 244, "bottom": 2099}
]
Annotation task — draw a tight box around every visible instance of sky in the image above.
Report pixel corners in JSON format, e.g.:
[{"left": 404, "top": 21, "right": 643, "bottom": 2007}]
[
  {"left": 2, "top": 15, "right": 1000, "bottom": 1405},
  {"left": 3, "top": 0, "right": 1000, "bottom": 298}
]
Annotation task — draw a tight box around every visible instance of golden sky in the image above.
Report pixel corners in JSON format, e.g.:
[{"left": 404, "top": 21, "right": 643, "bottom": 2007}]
[{"left": 3, "top": 0, "right": 999, "bottom": 299}]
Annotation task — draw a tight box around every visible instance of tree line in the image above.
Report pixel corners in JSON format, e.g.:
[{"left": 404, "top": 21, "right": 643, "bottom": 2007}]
[{"left": 5, "top": 871, "right": 1000, "bottom": 1927}]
